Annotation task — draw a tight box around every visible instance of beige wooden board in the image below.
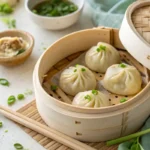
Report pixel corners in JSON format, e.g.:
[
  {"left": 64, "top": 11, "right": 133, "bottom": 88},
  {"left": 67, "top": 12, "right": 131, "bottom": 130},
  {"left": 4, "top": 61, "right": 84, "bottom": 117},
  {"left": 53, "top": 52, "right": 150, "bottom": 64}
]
[{"left": 17, "top": 101, "right": 118, "bottom": 150}]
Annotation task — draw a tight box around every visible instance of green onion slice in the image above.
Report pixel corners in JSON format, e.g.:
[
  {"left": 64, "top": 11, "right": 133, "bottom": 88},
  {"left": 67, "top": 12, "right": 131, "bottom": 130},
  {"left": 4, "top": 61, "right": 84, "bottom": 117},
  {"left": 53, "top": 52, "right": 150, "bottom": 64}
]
[
  {"left": 7, "top": 95, "right": 16, "bottom": 105},
  {"left": 120, "top": 98, "right": 127, "bottom": 103},
  {"left": 74, "top": 69, "right": 77, "bottom": 72},
  {"left": 92, "top": 90, "right": 98, "bottom": 95},
  {"left": 0, "top": 78, "right": 9, "bottom": 86},
  {"left": 14, "top": 143, "right": 24, "bottom": 150},
  {"left": 97, "top": 45, "right": 106, "bottom": 52},
  {"left": 84, "top": 95, "right": 91, "bottom": 101},
  {"left": 75, "top": 64, "right": 79, "bottom": 67},
  {"left": 119, "top": 63, "right": 126, "bottom": 68},
  {"left": 17, "top": 49, "right": 25, "bottom": 55},
  {"left": 0, "top": 122, "right": 3, "bottom": 128},
  {"left": 17, "top": 94, "right": 25, "bottom": 100},
  {"left": 51, "top": 85, "right": 58, "bottom": 91},
  {"left": 81, "top": 68, "right": 86, "bottom": 72}
]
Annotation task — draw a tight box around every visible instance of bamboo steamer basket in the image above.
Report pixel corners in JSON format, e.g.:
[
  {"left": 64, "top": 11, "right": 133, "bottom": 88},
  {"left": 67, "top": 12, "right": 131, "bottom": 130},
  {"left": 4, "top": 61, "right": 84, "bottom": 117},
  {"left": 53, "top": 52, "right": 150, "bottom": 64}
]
[
  {"left": 33, "top": 24, "right": 150, "bottom": 142},
  {"left": 120, "top": 0, "right": 150, "bottom": 69}
]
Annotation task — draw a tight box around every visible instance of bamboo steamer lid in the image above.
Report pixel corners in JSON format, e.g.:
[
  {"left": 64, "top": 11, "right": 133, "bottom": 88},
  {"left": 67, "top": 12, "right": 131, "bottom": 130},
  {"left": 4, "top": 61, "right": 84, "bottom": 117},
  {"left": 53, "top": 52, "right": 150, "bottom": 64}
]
[{"left": 119, "top": 0, "right": 150, "bottom": 70}]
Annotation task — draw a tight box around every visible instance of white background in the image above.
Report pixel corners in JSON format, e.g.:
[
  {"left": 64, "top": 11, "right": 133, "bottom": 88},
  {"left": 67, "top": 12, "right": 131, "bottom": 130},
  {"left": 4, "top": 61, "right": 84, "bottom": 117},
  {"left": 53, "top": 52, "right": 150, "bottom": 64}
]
[{"left": 0, "top": 0, "right": 94, "bottom": 150}]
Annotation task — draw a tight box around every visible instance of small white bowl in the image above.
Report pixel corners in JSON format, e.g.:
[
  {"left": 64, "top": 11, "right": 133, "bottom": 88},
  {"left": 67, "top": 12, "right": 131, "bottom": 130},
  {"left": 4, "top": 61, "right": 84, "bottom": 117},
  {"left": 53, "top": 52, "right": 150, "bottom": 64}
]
[{"left": 25, "top": 0, "right": 84, "bottom": 30}]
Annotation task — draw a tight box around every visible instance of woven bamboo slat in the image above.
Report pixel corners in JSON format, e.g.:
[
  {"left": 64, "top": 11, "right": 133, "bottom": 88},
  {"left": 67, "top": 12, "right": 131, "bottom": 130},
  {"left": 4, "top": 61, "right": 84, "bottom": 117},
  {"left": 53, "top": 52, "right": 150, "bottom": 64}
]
[
  {"left": 132, "top": 5, "right": 150, "bottom": 44},
  {"left": 17, "top": 101, "right": 118, "bottom": 150}
]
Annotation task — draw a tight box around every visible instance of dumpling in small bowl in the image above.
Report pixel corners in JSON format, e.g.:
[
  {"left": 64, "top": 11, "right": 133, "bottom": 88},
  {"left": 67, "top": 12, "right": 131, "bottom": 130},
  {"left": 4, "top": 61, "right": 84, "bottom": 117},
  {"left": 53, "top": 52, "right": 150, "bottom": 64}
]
[
  {"left": 85, "top": 42, "right": 120, "bottom": 73},
  {"left": 103, "top": 63, "right": 142, "bottom": 95},
  {"left": 72, "top": 90, "right": 110, "bottom": 108},
  {"left": 59, "top": 65, "right": 96, "bottom": 96}
]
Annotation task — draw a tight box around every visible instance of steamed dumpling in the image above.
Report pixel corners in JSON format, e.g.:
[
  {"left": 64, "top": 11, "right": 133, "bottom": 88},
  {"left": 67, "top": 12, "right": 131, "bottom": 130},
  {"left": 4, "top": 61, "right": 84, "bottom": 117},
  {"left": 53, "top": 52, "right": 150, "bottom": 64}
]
[
  {"left": 103, "top": 63, "right": 142, "bottom": 95},
  {"left": 59, "top": 65, "right": 97, "bottom": 96},
  {"left": 85, "top": 42, "right": 120, "bottom": 73},
  {"left": 72, "top": 90, "right": 110, "bottom": 108}
]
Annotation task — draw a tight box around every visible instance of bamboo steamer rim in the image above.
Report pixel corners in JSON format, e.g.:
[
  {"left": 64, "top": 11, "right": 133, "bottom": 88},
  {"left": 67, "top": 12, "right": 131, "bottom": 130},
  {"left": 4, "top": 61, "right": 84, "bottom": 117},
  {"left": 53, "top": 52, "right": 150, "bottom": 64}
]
[{"left": 35, "top": 28, "right": 150, "bottom": 114}]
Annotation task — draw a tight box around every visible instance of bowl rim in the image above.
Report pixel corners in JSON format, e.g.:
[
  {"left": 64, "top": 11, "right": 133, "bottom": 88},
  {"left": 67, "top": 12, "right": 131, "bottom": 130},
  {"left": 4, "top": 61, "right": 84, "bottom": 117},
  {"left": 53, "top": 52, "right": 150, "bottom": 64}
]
[
  {"left": 34, "top": 28, "right": 150, "bottom": 114},
  {"left": 25, "top": 0, "right": 85, "bottom": 19},
  {"left": 0, "top": 29, "right": 34, "bottom": 62}
]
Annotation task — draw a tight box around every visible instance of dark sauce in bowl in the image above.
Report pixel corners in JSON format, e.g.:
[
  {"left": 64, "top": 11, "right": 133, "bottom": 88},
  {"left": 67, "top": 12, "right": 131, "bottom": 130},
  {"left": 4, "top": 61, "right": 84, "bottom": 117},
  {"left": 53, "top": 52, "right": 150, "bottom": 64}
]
[{"left": 32, "top": 0, "right": 78, "bottom": 17}]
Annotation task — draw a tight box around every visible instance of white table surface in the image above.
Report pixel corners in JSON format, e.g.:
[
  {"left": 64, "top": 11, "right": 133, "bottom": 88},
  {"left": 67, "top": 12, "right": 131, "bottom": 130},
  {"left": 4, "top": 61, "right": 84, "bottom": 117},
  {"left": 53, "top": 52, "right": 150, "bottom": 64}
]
[{"left": 0, "top": 1, "right": 94, "bottom": 150}]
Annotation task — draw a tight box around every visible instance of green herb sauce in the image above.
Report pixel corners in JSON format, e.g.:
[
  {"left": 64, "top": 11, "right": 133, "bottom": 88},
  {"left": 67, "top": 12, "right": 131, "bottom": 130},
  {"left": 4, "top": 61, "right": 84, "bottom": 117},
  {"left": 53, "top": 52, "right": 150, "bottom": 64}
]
[{"left": 32, "top": 0, "right": 78, "bottom": 17}]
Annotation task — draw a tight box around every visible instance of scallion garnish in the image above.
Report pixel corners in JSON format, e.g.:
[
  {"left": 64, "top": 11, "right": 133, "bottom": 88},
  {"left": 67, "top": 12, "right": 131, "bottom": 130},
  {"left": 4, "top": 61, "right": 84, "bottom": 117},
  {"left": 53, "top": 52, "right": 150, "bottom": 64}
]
[
  {"left": 51, "top": 85, "right": 58, "bottom": 91},
  {"left": 7, "top": 95, "right": 16, "bottom": 105},
  {"left": 92, "top": 90, "right": 98, "bottom": 95},
  {"left": 100, "top": 45, "right": 106, "bottom": 50},
  {"left": 17, "top": 94, "right": 25, "bottom": 100},
  {"left": 0, "top": 122, "right": 3, "bottom": 128},
  {"left": 84, "top": 95, "right": 91, "bottom": 101},
  {"left": 75, "top": 64, "right": 79, "bottom": 67},
  {"left": 97, "top": 45, "right": 106, "bottom": 52},
  {"left": 24, "top": 89, "right": 33, "bottom": 96},
  {"left": 0, "top": 3, "right": 13, "bottom": 15},
  {"left": 74, "top": 69, "right": 77, "bottom": 72},
  {"left": 120, "top": 98, "right": 127, "bottom": 103},
  {"left": 97, "top": 47, "right": 101, "bottom": 52},
  {"left": 81, "top": 68, "right": 86, "bottom": 72},
  {"left": 0, "top": 78, "right": 9, "bottom": 86},
  {"left": 17, "top": 49, "right": 25, "bottom": 55},
  {"left": 14, "top": 143, "right": 24, "bottom": 150},
  {"left": 5, "top": 130, "right": 8, "bottom": 133},
  {"left": 107, "top": 128, "right": 150, "bottom": 146},
  {"left": 32, "top": 9, "right": 37, "bottom": 14},
  {"left": 119, "top": 63, "right": 126, "bottom": 68},
  {"left": 1, "top": 18, "right": 16, "bottom": 29}
]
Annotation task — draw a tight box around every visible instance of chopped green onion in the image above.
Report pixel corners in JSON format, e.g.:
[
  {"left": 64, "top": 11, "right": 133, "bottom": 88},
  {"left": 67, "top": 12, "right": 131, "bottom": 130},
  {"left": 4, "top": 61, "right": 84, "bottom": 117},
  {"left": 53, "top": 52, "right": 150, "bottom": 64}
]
[
  {"left": 14, "top": 143, "right": 24, "bottom": 150},
  {"left": 11, "top": 19, "right": 16, "bottom": 28},
  {"left": 75, "top": 64, "right": 79, "bottom": 67},
  {"left": 7, "top": 95, "right": 16, "bottom": 105},
  {"left": 51, "top": 85, "right": 57, "bottom": 91},
  {"left": 107, "top": 128, "right": 150, "bottom": 146},
  {"left": 32, "top": 9, "right": 37, "bottom": 14},
  {"left": 17, "top": 94, "right": 25, "bottom": 100},
  {"left": 100, "top": 45, "right": 106, "bottom": 50},
  {"left": 84, "top": 95, "right": 91, "bottom": 101},
  {"left": 120, "top": 98, "right": 127, "bottom": 103},
  {"left": 1, "top": 18, "right": 16, "bottom": 29},
  {"left": 69, "top": 4, "right": 78, "bottom": 12},
  {"left": 0, "top": 122, "right": 3, "bottom": 128},
  {"left": 119, "top": 63, "right": 126, "bottom": 68},
  {"left": 74, "top": 69, "right": 77, "bottom": 72},
  {"left": 0, "top": 78, "right": 9, "bottom": 86},
  {"left": 92, "top": 90, "right": 98, "bottom": 95},
  {"left": 96, "top": 47, "right": 101, "bottom": 52},
  {"left": 17, "top": 49, "right": 25, "bottom": 55},
  {"left": 97, "top": 45, "right": 106, "bottom": 52},
  {"left": 0, "top": 3, "right": 13, "bottom": 15},
  {"left": 81, "top": 68, "right": 86, "bottom": 72},
  {"left": 24, "top": 89, "right": 33, "bottom": 95},
  {"left": 5, "top": 130, "right": 8, "bottom": 133}
]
